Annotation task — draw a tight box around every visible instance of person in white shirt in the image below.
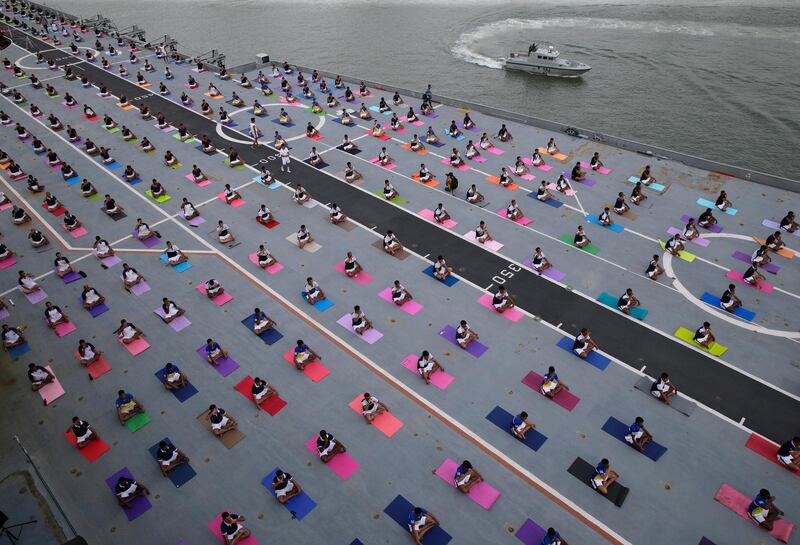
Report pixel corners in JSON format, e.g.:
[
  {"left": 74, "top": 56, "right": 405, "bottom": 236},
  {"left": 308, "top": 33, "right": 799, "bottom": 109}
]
[
  {"left": 391, "top": 280, "right": 413, "bottom": 305},
  {"left": 121, "top": 264, "right": 144, "bottom": 290},
  {"left": 342, "top": 251, "right": 362, "bottom": 277},
  {"left": 382, "top": 230, "right": 402, "bottom": 255},
  {"left": 303, "top": 277, "right": 325, "bottom": 304},
  {"left": 359, "top": 392, "right": 387, "bottom": 424},
  {"left": 329, "top": 203, "right": 346, "bottom": 224},
  {"left": 296, "top": 224, "right": 313, "bottom": 248},
  {"left": 433, "top": 203, "right": 450, "bottom": 224},
  {"left": 350, "top": 305, "right": 372, "bottom": 335},
  {"left": 217, "top": 221, "right": 235, "bottom": 244},
  {"left": 159, "top": 297, "right": 185, "bottom": 323},
  {"left": 181, "top": 198, "right": 199, "bottom": 220},
  {"left": 455, "top": 319, "right": 478, "bottom": 349},
  {"left": 433, "top": 256, "right": 452, "bottom": 281},
  {"left": 279, "top": 144, "right": 291, "bottom": 173},
  {"left": 292, "top": 184, "right": 310, "bottom": 205},
  {"left": 417, "top": 350, "right": 445, "bottom": 384}
]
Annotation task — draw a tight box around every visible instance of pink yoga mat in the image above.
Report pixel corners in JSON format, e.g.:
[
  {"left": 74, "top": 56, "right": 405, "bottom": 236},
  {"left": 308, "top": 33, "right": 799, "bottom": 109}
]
[
  {"left": 184, "top": 173, "right": 211, "bottom": 187},
  {"left": 196, "top": 283, "right": 234, "bottom": 305},
  {"left": 496, "top": 208, "right": 533, "bottom": 225},
  {"left": 66, "top": 226, "right": 89, "bottom": 239},
  {"left": 336, "top": 314, "right": 384, "bottom": 344},
  {"left": 368, "top": 157, "right": 397, "bottom": 170},
  {"left": 54, "top": 321, "right": 77, "bottom": 337},
  {"left": 38, "top": 365, "right": 65, "bottom": 405},
  {"left": 521, "top": 371, "right": 579, "bottom": 411},
  {"left": 471, "top": 155, "right": 488, "bottom": 163},
  {"left": 464, "top": 231, "right": 504, "bottom": 251},
  {"left": 714, "top": 483, "right": 794, "bottom": 543},
  {"left": 216, "top": 193, "right": 246, "bottom": 207},
  {"left": 304, "top": 436, "right": 360, "bottom": 479},
  {"left": 334, "top": 262, "right": 373, "bottom": 285},
  {"left": 378, "top": 288, "right": 423, "bottom": 315},
  {"left": 434, "top": 458, "right": 500, "bottom": 509},
  {"left": 667, "top": 227, "right": 710, "bottom": 247},
  {"left": 507, "top": 166, "right": 535, "bottom": 181},
  {"left": 281, "top": 351, "right": 330, "bottom": 382},
  {"left": 419, "top": 209, "right": 457, "bottom": 229},
  {"left": 547, "top": 182, "right": 576, "bottom": 196},
  {"left": 207, "top": 513, "right": 261, "bottom": 545},
  {"left": 0, "top": 256, "right": 17, "bottom": 269},
  {"left": 119, "top": 337, "right": 150, "bottom": 356},
  {"left": 485, "top": 146, "right": 504, "bottom": 155},
  {"left": 579, "top": 161, "right": 611, "bottom": 174},
  {"left": 247, "top": 253, "right": 284, "bottom": 274},
  {"left": 401, "top": 354, "right": 453, "bottom": 390},
  {"left": 21, "top": 287, "right": 47, "bottom": 304},
  {"left": 726, "top": 270, "right": 774, "bottom": 293},
  {"left": 440, "top": 158, "right": 470, "bottom": 171},
  {"left": 153, "top": 307, "right": 191, "bottom": 332},
  {"left": 346, "top": 395, "right": 404, "bottom": 437},
  {"left": 477, "top": 294, "right": 524, "bottom": 322}
]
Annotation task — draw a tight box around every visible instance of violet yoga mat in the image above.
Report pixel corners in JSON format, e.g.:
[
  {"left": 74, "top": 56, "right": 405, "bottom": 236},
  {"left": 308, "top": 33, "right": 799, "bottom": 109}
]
[
  {"left": 304, "top": 436, "right": 360, "bottom": 480},
  {"left": 522, "top": 258, "right": 566, "bottom": 282},
  {"left": 87, "top": 303, "right": 109, "bottom": 317},
  {"left": 153, "top": 307, "right": 191, "bottom": 332},
  {"left": 434, "top": 458, "right": 500, "bottom": 509},
  {"left": 336, "top": 314, "right": 383, "bottom": 344},
  {"left": 21, "top": 287, "right": 47, "bottom": 304},
  {"left": 59, "top": 271, "right": 81, "bottom": 284},
  {"left": 681, "top": 215, "right": 723, "bottom": 233},
  {"left": 104, "top": 467, "right": 152, "bottom": 521},
  {"left": 128, "top": 280, "right": 151, "bottom": 296},
  {"left": 731, "top": 251, "right": 779, "bottom": 274},
  {"left": 135, "top": 233, "right": 161, "bottom": 248},
  {"left": 515, "top": 519, "right": 547, "bottom": 545},
  {"left": 195, "top": 346, "right": 239, "bottom": 377},
  {"left": 377, "top": 288, "right": 424, "bottom": 315},
  {"left": 667, "top": 227, "right": 710, "bottom": 247},
  {"left": 438, "top": 325, "right": 488, "bottom": 358}
]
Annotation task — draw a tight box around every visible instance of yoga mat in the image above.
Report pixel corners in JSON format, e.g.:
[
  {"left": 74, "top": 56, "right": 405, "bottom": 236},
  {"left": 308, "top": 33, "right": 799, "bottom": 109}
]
[
  {"left": 120, "top": 337, "right": 150, "bottom": 356},
  {"left": 537, "top": 147, "right": 567, "bottom": 161},
  {"left": 572, "top": 177, "right": 596, "bottom": 187},
  {"left": 601, "top": 416, "right": 667, "bottom": 461},
  {"left": 300, "top": 292, "right": 334, "bottom": 312},
  {"left": 136, "top": 233, "right": 161, "bottom": 248},
  {"left": 697, "top": 198, "right": 737, "bottom": 215},
  {"left": 153, "top": 307, "right": 192, "bottom": 332},
  {"left": 0, "top": 256, "right": 17, "bottom": 269},
  {"left": 195, "top": 346, "right": 240, "bottom": 377},
  {"left": 438, "top": 325, "right": 488, "bottom": 358},
  {"left": 371, "top": 190, "right": 409, "bottom": 205},
  {"left": 667, "top": 227, "right": 710, "bottom": 247},
  {"left": 304, "top": 436, "right": 360, "bottom": 480},
  {"left": 558, "top": 234, "right": 601, "bottom": 254},
  {"left": 234, "top": 376, "right": 287, "bottom": 416},
  {"left": 104, "top": 467, "right": 152, "bottom": 521},
  {"left": 333, "top": 262, "right": 374, "bottom": 285},
  {"left": 486, "top": 406, "right": 547, "bottom": 451},
  {"left": 567, "top": 457, "right": 629, "bottom": 507},
  {"left": 154, "top": 369, "right": 199, "bottom": 402},
  {"left": 346, "top": 395, "right": 403, "bottom": 437},
  {"left": 515, "top": 519, "right": 547, "bottom": 545},
  {"left": 434, "top": 458, "right": 500, "bottom": 509},
  {"left": 521, "top": 371, "right": 580, "bottom": 411},
  {"left": 240, "top": 315, "right": 284, "bottom": 345},
  {"left": 261, "top": 469, "right": 317, "bottom": 520},
  {"left": 745, "top": 434, "right": 800, "bottom": 476},
  {"left": 496, "top": 208, "right": 533, "bottom": 225},
  {"left": 634, "top": 376, "right": 695, "bottom": 416},
  {"left": 207, "top": 513, "right": 260, "bottom": 545},
  {"left": 555, "top": 336, "right": 610, "bottom": 370},
  {"left": 336, "top": 314, "right": 384, "bottom": 344},
  {"left": 145, "top": 190, "right": 172, "bottom": 203},
  {"left": 281, "top": 351, "right": 331, "bottom": 382},
  {"left": 86, "top": 355, "right": 112, "bottom": 380},
  {"left": 400, "top": 143, "right": 428, "bottom": 155},
  {"left": 485, "top": 175, "right": 518, "bottom": 191},
  {"left": 148, "top": 438, "right": 196, "bottom": 488},
  {"left": 673, "top": 327, "right": 728, "bottom": 356},
  {"left": 196, "top": 283, "right": 234, "bottom": 305},
  {"left": 626, "top": 176, "right": 665, "bottom": 192},
  {"left": 53, "top": 321, "right": 77, "bottom": 337},
  {"left": 714, "top": 483, "right": 794, "bottom": 543},
  {"left": 464, "top": 230, "right": 504, "bottom": 251},
  {"left": 422, "top": 265, "right": 459, "bottom": 286},
  {"left": 64, "top": 429, "right": 109, "bottom": 462},
  {"left": 440, "top": 158, "right": 470, "bottom": 171},
  {"left": 124, "top": 412, "right": 152, "bottom": 433},
  {"left": 384, "top": 495, "right": 452, "bottom": 545},
  {"left": 752, "top": 237, "right": 794, "bottom": 259},
  {"left": 763, "top": 219, "right": 800, "bottom": 236},
  {"left": 597, "top": 292, "right": 648, "bottom": 320},
  {"left": 369, "top": 157, "right": 398, "bottom": 170},
  {"left": 477, "top": 294, "right": 523, "bottom": 322},
  {"left": 680, "top": 215, "right": 723, "bottom": 233},
  {"left": 248, "top": 253, "right": 284, "bottom": 275},
  {"left": 217, "top": 194, "right": 246, "bottom": 208},
  {"left": 22, "top": 288, "right": 48, "bottom": 304},
  {"left": 185, "top": 173, "right": 211, "bottom": 187},
  {"left": 658, "top": 240, "right": 696, "bottom": 263},
  {"left": 731, "top": 251, "right": 779, "bottom": 274},
  {"left": 196, "top": 410, "right": 245, "bottom": 449},
  {"left": 59, "top": 271, "right": 81, "bottom": 284},
  {"left": 726, "top": 270, "right": 774, "bottom": 293},
  {"left": 37, "top": 366, "right": 65, "bottom": 405},
  {"left": 377, "top": 287, "right": 424, "bottom": 315},
  {"left": 522, "top": 259, "right": 567, "bottom": 282},
  {"left": 0, "top": 308, "right": 8, "bottom": 320},
  {"left": 419, "top": 209, "right": 457, "bottom": 228},
  {"left": 579, "top": 161, "right": 611, "bottom": 174},
  {"left": 66, "top": 225, "right": 88, "bottom": 237},
  {"left": 586, "top": 215, "right": 624, "bottom": 232},
  {"left": 699, "top": 292, "right": 756, "bottom": 321},
  {"left": 445, "top": 131, "right": 465, "bottom": 141},
  {"left": 159, "top": 253, "right": 193, "bottom": 272},
  {"left": 401, "top": 354, "right": 453, "bottom": 390},
  {"left": 284, "top": 234, "right": 321, "bottom": 253},
  {"left": 411, "top": 173, "right": 439, "bottom": 187}
]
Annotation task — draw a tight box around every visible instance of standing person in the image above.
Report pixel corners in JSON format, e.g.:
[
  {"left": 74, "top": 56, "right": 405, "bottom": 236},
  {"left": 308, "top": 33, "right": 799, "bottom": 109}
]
[
  {"left": 248, "top": 117, "right": 260, "bottom": 149},
  {"left": 279, "top": 143, "right": 290, "bottom": 173}
]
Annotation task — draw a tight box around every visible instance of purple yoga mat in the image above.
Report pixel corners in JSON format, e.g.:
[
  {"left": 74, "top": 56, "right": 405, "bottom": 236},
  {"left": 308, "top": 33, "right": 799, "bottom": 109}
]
[
  {"left": 104, "top": 467, "right": 152, "bottom": 521},
  {"left": 680, "top": 215, "right": 723, "bottom": 233},
  {"left": 335, "top": 314, "right": 383, "bottom": 344},
  {"left": 128, "top": 280, "right": 151, "bottom": 296},
  {"left": 523, "top": 259, "right": 567, "bottom": 282},
  {"left": 731, "top": 251, "right": 779, "bottom": 274},
  {"left": 133, "top": 232, "right": 161, "bottom": 248},
  {"left": 154, "top": 307, "right": 192, "bottom": 332},
  {"left": 515, "top": 518, "right": 546, "bottom": 545},
  {"left": 195, "top": 346, "right": 239, "bottom": 377},
  {"left": 88, "top": 303, "right": 109, "bottom": 317},
  {"left": 573, "top": 177, "right": 596, "bottom": 187},
  {"left": 98, "top": 254, "right": 122, "bottom": 267},
  {"left": 59, "top": 271, "right": 81, "bottom": 284},
  {"left": 21, "top": 288, "right": 47, "bottom": 304},
  {"left": 438, "top": 325, "right": 488, "bottom": 358}
]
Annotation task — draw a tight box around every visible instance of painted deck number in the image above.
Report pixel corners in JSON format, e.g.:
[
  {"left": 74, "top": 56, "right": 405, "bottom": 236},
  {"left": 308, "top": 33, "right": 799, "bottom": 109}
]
[{"left": 492, "top": 262, "right": 521, "bottom": 284}]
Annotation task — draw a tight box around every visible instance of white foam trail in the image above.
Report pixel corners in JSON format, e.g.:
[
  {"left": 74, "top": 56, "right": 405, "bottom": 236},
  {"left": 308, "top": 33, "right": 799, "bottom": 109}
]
[{"left": 452, "top": 17, "right": 800, "bottom": 69}]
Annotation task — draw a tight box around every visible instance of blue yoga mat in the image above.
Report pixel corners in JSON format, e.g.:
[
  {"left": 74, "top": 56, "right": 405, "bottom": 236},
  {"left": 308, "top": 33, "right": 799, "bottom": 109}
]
[
  {"left": 65, "top": 176, "right": 81, "bottom": 185},
  {"left": 384, "top": 495, "right": 452, "bottom": 545},
  {"left": 486, "top": 406, "right": 547, "bottom": 451},
  {"left": 159, "top": 254, "right": 193, "bottom": 272},
  {"left": 597, "top": 292, "right": 648, "bottom": 320},
  {"left": 153, "top": 369, "right": 198, "bottom": 402},
  {"left": 528, "top": 192, "right": 564, "bottom": 208},
  {"left": 148, "top": 438, "right": 196, "bottom": 487},
  {"left": 586, "top": 215, "right": 624, "bottom": 233},
  {"left": 127, "top": 177, "right": 142, "bottom": 185},
  {"left": 300, "top": 293, "right": 334, "bottom": 312},
  {"left": 106, "top": 161, "right": 122, "bottom": 170},
  {"left": 601, "top": 416, "right": 668, "bottom": 461},
  {"left": 8, "top": 342, "right": 31, "bottom": 358},
  {"left": 556, "top": 336, "right": 610, "bottom": 370},
  {"left": 445, "top": 131, "right": 465, "bottom": 141},
  {"left": 626, "top": 176, "right": 665, "bottom": 192},
  {"left": 240, "top": 314, "right": 284, "bottom": 345},
  {"left": 422, "top": 266, "right": 459, "bottom": 286},
  {"left": 272, "top": 119, "right": 295, "bottom": 127},
  {"left": 699, "top": 292, "right": 755, "bottom": 321},
  {"left": 261, "top": 469, "right": 317, "bottom": 520},
  {"left": 696, "top": 198, "right": 736, "bottom": 215}
]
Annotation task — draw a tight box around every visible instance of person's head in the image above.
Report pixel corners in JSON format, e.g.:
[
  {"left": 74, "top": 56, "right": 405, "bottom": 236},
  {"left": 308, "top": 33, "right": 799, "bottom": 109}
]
[
  {"left": 437, "top": 255, "right": 444, "bottom": 261},
  {"left": 652, "top": 254, "right": 659, "bottom": 262},
  {"left": 580, "top": 328, "right": 588, "bottom": 335},
  {"left": 354, "top": 305, "right": 361, "bottom": 313},
  {"left": 460, "top": 460, "right": 472, "bottom": 470},
  {"left": 519, "top": 411, "right": 528, "bottom": 419},
  {"left": 221, "top": 511, "right": 231, "bottom": 521},
  {"left": 661, "top": 372, "right": 669, "bottom": 380},
  {"left": 209, "top": 404, "right": 217, "bottom": 412},
  {"left": 460, "top": 320, "right": 467, "bottom": 326},
  {"left": 165, "top": 363, "right": 175, "bottom": 371},
  {"left": 319, "top": 429, "right": 328, "bottom": 438},
  {"left": 296, "top": 339, "right": 305, "bottom": 347},
  {"left": 117, "top": 390, "right": 126, "bottom": 398},
  {"left": 394, "top": 280, "right": 401, "bottom": 287},
  {"left": 626, "top": 288, "right": 633, "bottom": 295},
  {"left": 548, "top": 366, "right": 555, "bottom": 373},
  {"left": 759, "top": 488, "right": 771, "bottom": 498},
  {"left": 206, "top": 338, "right": 213, "bottom": 345},
  {"left": 421, "top": 350, "right": 430, "bottom": 358},
  {"left": 600, "top": 458, "right": 609, "bottom": 467},
  {"left": 703, "top": 321, "right": 711, "bottom": 328},
  {"left": 547, "top": 528, "right": 558, "bottom": 538},
  {"left": 306, "top": 277, "right": 313, "bottom": 283},
  {"left": 728, "top": 284, "right": 735, "bottom": 291},
  {"left": 414, "top": 507, "right": 424, "bottom": 517},
  {"left": 618, "top": 192, "right": 624, "bottom": 198},
  {"left": 635, "top": 416, "right": 644, "bottom": 425},
  {"left": 28, "top": 363, "right": 37, "bottom": 371},
  {"left": 72, "top": 416, "right": 80, "bottom": 424}
]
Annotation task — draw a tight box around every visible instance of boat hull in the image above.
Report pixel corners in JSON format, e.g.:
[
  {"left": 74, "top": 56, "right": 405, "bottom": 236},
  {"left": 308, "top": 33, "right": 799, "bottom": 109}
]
[{"left": 504, "top": 60, "right": 591, "bottom": 77}]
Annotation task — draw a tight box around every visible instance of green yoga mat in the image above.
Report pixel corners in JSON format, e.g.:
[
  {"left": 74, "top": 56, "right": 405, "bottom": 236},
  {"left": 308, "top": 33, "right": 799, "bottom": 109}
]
[
  {"left": 597, "top": 292, "right": 648, "bottom": 320},
  {"left": 372, "top": 191, "right": 408, "bottom": 205},
  {"left": 674, "top": 326, "right": 727, "bottom": 356},
  {"left": 559, "top": 234, "right": 601, "bottom": 254},
  {"left": 223, "top": 159, "right": 245, "bottom": 169},
  {"left": 145, "top": 190, "right": 172, "bottom": 203},
  {"left": 124, "top": 412, "right": 152, "bottom": 432},
  {"left": 658, "top": 240, "right": 696, "bottom": 263}
]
